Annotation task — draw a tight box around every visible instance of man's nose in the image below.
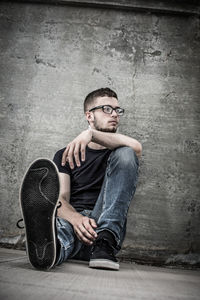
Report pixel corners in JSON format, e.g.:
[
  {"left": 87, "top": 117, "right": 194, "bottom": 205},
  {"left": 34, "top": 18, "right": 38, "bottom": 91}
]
[{"left": 111, "top": 109, "right": 118, "bottom": 117}]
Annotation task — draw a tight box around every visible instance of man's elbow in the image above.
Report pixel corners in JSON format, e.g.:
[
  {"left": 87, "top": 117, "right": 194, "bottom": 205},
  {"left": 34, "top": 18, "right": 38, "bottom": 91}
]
[{"left": 133, "top": 142, "right": 142, "bottom": 158}]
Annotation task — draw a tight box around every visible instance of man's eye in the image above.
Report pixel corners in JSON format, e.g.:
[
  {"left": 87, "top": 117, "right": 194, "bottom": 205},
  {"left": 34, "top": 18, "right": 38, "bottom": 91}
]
[
  {"left": 104, "top": 106, "right": 112, "bottom": 113},
  {"left": 116, "top": 108, "right": 124, "bottom": 115}
]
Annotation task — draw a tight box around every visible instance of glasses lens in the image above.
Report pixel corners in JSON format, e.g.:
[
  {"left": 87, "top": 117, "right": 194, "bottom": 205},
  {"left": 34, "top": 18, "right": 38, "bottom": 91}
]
[
  {"left": 116, "top": 108, "right": 124, "bottom": 116},
  {"left": 103, "top": 106, "right": 113, "bottom": 114}
]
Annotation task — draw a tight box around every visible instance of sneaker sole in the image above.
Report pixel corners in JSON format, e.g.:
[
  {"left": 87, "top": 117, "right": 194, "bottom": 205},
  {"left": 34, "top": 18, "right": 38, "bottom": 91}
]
[
  {"left": 19, "top": 158, "right": 60, "bottom": 270},
  {"left": 89, "top": 259, "right": 119, "bottom": 270}
]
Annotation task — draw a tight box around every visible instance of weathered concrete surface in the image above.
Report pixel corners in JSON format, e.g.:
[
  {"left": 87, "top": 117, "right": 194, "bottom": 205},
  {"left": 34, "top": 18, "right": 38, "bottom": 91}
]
[
  {"left": 0, "top": 248, "right": 200, "bottom": 300},
  {"left": 11, "top": 0, "right": 200, "bottom": 15},
  {"left": 0, "top": 1, "right": 200, "bottom": 265}
]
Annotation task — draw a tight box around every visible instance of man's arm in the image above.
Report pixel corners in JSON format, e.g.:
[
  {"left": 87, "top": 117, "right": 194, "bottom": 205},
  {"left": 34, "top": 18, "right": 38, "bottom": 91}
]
[
  {"left": 57, "top": 173, "right": 97, "bottom": 245},
  {"left": 91, "top": 129, "right": 142, "bottom": 155},
  {"left": 61, "top": 129, "right": 142, "bottom": 169}
]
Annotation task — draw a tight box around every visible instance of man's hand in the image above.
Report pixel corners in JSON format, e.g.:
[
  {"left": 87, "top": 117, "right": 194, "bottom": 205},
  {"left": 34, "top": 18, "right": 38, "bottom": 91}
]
[
  {"left": 62, "top": 129, "right": 92, "bottom": 169},
  {"left": 71, "top": 214, "right": 97, "bottom": 245}
]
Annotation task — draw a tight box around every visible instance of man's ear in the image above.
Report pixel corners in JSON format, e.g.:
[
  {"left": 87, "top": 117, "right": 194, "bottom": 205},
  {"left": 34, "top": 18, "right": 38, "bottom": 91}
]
[{"left": 85, "top": 111, "right": 94, "bottom": 123}]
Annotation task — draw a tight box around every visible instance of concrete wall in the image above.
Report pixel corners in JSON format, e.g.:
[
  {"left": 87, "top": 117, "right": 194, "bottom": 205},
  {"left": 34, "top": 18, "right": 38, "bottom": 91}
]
[{"left": 0, "top": 1, "right": 200, "bottom": 266}]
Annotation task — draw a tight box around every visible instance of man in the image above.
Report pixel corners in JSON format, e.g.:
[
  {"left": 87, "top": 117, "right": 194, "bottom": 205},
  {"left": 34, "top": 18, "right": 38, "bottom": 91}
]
[{"left": 19, "top": 87, "right": 142, "bottom": 271}]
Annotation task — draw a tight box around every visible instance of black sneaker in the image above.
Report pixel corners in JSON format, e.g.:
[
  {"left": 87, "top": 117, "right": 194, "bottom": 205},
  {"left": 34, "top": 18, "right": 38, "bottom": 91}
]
[
  {"left": 89, "top": 230, "right": 119, "bottom": 270},
  {"left": 19, "top": 158, "right": 60, "bottom": 270}
]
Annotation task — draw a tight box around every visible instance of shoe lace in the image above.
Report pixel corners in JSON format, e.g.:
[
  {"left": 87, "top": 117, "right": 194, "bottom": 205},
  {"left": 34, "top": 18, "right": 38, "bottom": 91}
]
[
  {"left": 16, "top": 201, "right": 62, "bottom": 229},
  {"left": 16, "top": 218, "right": 24, "bottom": 229},
  {"left": 57, "top": 201, "right": 62, "bottom": 209}
]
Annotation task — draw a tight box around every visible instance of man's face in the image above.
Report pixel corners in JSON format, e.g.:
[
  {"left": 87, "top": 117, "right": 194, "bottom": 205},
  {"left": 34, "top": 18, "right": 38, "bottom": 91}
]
[{"left": 86, "top": 96, "right": 121, "bottom": 133}]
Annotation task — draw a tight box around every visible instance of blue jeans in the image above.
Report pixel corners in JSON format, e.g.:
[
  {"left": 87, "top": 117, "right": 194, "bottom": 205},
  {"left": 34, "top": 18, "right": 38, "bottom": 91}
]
[{"left": 56, "top": 146, "right": 139, "bottom": 265}]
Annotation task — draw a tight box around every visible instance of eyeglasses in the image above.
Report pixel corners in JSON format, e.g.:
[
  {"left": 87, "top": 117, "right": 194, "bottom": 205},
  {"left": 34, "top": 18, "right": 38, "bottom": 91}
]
[{"left": 89, "top": 105, "right": 124, "bottom": 116}]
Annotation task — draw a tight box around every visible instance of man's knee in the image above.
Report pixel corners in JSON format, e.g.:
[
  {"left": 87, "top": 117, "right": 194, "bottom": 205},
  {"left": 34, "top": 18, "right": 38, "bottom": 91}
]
[{"left": 110, "top": 146, "right": 139, "bottom": 170}]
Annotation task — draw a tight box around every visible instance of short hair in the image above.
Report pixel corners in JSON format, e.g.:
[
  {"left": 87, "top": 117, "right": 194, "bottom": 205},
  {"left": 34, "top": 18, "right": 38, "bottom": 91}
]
[{"left": 84, "top": 87, "right": 118, "bottom": 112}]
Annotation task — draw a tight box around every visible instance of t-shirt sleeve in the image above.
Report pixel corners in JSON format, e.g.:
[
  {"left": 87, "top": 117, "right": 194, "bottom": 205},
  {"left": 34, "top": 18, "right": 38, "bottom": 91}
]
[{"left": 53, "top": 148, "right": 71, "bottom": 175}]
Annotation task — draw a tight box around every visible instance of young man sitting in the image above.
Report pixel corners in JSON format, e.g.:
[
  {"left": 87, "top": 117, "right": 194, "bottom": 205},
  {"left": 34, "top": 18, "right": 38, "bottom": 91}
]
[{"left": 19, "top": 87, "right": 142, "bottom": 271}]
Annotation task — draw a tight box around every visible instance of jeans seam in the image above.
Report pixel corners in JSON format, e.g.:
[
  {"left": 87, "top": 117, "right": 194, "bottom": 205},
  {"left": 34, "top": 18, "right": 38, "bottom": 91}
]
[{"left": 101, "top": 173, "right": 109, "bottom": 212}]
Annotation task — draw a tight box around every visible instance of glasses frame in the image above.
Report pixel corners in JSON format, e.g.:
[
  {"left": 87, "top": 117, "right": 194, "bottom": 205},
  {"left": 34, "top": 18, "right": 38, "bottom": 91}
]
[{"left": 89, "top": 105, "right": 124, "bottom": 116}]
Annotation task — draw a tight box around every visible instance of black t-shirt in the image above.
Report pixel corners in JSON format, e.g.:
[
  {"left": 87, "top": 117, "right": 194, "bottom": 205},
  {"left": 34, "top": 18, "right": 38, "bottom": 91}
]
[{"left": 53, "top": 146, "right": 112, "bottom": 212}]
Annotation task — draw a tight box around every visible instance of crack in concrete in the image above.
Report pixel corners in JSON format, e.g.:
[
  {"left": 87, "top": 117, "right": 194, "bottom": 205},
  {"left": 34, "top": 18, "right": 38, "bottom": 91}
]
[
  {"left": 35, "top": 55, "right": 56, "bottom": 68},
  {"left": 144, "top": 50, "right": 162, "bottom": 56}
]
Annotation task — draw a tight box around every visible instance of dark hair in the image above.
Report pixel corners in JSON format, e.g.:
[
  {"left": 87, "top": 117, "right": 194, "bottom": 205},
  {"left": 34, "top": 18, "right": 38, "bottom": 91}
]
[{"left": 84, "top": 87, "right": 118, "bottom": 112}]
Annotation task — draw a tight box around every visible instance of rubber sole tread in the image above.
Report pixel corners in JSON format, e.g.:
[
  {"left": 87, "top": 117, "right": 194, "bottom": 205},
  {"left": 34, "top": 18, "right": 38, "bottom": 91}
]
[
  {"left": 19, "top": 158, "right": 60, "bottom": 270},
  {"left": 89, "top": 258, "right": 119, "bottom": 270}
]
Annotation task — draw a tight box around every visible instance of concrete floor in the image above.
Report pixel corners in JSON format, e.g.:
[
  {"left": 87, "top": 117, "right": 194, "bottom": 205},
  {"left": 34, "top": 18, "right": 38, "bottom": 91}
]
[{"left": 0, "top": 248, "right": 200, "bottom": 300}]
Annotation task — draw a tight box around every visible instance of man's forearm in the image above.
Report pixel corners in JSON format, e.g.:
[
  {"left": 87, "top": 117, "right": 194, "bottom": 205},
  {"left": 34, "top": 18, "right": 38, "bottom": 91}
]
[
  {"left": 57, "top": 195, "right": 98, "bottom": 245},
  {"left": 91, "top": 129, "right": 142, "bottom": 157},
  {"left": 61, "top": 128, "right": 142, "bottom": 168},
  {"left": 57, "top": 196, "right": 81, "bottom": 225}
]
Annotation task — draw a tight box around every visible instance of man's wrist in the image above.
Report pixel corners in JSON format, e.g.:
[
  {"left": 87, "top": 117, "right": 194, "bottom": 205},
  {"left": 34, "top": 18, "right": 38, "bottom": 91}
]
[
  {"left": 70, "top": 211, "right": 82, "bottom": 226},
  {"left": 88, "top": 127, "right": 93, "bottom": 141}
]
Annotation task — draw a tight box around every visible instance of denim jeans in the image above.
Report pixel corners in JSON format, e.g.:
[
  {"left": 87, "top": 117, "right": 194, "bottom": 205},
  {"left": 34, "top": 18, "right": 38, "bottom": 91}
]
[{"left": 56, "top": 146, "right": 139, "bottom": 265}]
